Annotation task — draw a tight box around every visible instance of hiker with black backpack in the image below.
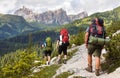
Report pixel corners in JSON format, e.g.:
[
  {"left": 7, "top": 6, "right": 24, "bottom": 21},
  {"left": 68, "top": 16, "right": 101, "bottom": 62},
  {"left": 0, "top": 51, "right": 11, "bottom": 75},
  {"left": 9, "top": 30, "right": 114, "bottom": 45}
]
[
  {"left": 85, "top": 18, "right": 106, "bottom": 76},
  {"left": 42, "top": 37, "right": 53, "bottom": 65},
  {"left": 56, "top": 28, "right": 70, "bottom": 64}
]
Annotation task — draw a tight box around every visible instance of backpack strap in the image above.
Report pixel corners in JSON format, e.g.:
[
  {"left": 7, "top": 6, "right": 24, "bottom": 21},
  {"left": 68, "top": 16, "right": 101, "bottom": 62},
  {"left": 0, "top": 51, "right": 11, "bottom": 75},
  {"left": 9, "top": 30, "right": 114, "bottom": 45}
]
[
  {"left": 89, "top": 24, "right": 97, "bottom": 37},
  {"left": 60, "top": 35, "right": 62, "bottom": 41},
  {"left": 102, "top": 26, "right": 106, "bottom": 38}
]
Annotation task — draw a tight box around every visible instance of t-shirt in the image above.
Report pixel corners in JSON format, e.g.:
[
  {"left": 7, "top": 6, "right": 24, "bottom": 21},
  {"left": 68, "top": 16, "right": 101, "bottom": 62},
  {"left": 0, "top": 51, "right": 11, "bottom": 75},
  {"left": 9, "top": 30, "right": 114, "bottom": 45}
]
[{"left": 86, "top": 27, "right": 90, "bottom": 32}]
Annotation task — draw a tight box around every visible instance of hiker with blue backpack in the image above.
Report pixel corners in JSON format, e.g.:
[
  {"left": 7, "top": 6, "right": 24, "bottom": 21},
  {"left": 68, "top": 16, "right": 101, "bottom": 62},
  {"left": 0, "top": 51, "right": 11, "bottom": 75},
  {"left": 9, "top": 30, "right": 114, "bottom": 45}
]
[
  {"left": 42, "top": 37, "right": 53, "bottom": 65},
  {"left": 56, "top": 28, "right": 70, "bottom": 64},
  {"left": 85, "top": 18, "right": 107, "bottom": 76}
]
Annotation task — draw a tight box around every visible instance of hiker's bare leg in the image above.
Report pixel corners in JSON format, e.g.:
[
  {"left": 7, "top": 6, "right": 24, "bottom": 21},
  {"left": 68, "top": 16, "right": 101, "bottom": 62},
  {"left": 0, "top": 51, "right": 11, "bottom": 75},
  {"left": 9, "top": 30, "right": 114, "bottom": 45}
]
[
  {"left": 58, "top": 54, "right": 61, "bottom": 60},
  {"left": 95, "top": 57, "right": 100, "bottom": 69},
  {"left": 47, "top": 56, "right": 51, "bottom": 65},
  {"left": 48, "top": 56, "right": 51, "bottom": 62},
  {"left": 63, "top": 54, "right": 67, "bottom": 64},
  {"left": 57, "top": 54, "right": 62, "bottom": 64},
  {"left": 95, "top": 56, "right": 100, "bottom": 76},
  {"left": 88, "top": 54, "right": 92, "bottom": 66},
  {"left": 64, "top": 55, "right": 67, "bottom": 59},
  {"left": 85, "top": 54, "right": 92, "bottom": 72},
  {"left": 44, "top": 56, "right": 47, "bottom": 64}
]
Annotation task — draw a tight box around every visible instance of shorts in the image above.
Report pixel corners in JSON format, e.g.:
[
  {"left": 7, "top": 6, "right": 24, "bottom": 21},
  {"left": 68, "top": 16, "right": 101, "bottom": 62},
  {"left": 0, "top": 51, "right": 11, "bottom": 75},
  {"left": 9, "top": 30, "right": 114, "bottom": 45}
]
[
  {"left": 87, "top": 44, "right": 103, "bottom": 57},
  {"left": 58, "top": 43, "right": 67, "bottom": 55},
  {"left": 43, "top": 50, "right": 52, "bottom": 57}
]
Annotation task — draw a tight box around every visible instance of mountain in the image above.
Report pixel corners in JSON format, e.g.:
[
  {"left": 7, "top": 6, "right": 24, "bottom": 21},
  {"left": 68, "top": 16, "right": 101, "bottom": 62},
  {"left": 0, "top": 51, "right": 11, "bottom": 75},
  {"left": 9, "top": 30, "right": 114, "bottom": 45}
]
[
  {"left": 14, "top": 6, "right": 88, "bottom": 25},
  {"left": 1, "top": 6, "right": 120, "bottom": 78},
  {"left": 69, "top": 6, "right": 120, "bottom": 29},
  {"left": 14, "top": 6, "right": 36, "bottom": 22},
  {"left": 0, "top": 14, "right": 39, "bottom": 39},
  {"left": 68, "top": 11, "right": 88, "bottom": 21},
  {"left": 1, "top": 6, "right": 120, "bottom": 56}
]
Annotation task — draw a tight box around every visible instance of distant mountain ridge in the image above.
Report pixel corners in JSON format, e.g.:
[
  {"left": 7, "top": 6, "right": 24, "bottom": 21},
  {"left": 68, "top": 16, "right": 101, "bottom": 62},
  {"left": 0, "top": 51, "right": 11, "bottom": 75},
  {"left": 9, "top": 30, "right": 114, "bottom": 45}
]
[
  {"left": 14, "top": 6, "right": 88, "bottom": 25},
  {"left": 1, "top": 6, "right": 120, "bottom": 56},
  {"left": 0, "top": 14, "right": 38, "bottom": 39}
]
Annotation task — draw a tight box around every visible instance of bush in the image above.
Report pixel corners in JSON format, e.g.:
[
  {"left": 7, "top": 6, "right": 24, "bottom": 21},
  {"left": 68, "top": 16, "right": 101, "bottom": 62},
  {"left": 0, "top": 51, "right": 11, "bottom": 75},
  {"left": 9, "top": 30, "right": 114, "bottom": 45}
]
[
  {"left": 101, "top": 34, "right": 120, "bottom": 73},
  {"left": 70, "top": 32, "right": 84, "bottom": 46},
  {"left": 0, "top": 49, "right": 36, "bottom": 77}
]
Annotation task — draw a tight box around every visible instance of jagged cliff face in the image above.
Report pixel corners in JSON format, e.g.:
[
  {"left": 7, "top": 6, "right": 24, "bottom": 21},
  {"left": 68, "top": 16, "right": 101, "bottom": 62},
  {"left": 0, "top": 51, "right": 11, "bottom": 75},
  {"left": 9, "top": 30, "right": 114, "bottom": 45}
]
[
  {"left": 14, "top": 6, "right": 36, "bottom": 22},
  {"left": 35, "top": 8, "right": 70, "bottom": 25},
  {"left": 14, "top": 6, "right": 88, "bottom": 25},
  {"left": 68, "top": 11, "right": 88, "bottom": 21}
]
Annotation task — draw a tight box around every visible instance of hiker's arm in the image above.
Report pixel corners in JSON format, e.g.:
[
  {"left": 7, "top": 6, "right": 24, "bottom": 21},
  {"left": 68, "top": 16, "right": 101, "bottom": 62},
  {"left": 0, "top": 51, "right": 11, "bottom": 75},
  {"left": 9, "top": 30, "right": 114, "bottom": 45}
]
[
  {"left": 41, "top": 44, "right": 44, "bottom": 48},
  {"left": 85, "top": 32, "right": 89, "bottom": 48}
]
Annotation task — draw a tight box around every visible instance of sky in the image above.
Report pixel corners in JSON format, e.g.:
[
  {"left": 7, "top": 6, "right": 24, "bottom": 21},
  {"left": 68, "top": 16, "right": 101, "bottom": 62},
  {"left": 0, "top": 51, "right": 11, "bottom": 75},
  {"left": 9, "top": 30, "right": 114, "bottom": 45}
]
[{"left": 0, "top": 0, "right": 120, "bottom": 15}]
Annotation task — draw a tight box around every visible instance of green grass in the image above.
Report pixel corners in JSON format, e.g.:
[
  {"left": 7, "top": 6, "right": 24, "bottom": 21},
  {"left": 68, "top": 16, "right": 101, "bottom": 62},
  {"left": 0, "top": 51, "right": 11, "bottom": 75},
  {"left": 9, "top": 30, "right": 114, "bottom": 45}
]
[
  {"left": 101, "top": 58, "right": 120, "bottom": 73},
  {"left": 73, "top": 76, "right": 85, "bottom": 78},
  {"left": 30, "top": 48, "right": 78, "bottom": 78},
  {"left": 31, "top": 65, "right": 60, "bottom": 78},
  {"left": 55, "top": 72, "right": 74, "bottom": 78}
]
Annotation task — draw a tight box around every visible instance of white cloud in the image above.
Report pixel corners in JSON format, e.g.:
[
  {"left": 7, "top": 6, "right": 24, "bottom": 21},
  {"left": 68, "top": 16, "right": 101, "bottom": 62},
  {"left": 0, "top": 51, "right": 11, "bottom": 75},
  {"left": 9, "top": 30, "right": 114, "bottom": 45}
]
[
  {"left": 0, "top": 0, "right": 16, "bottom": 14},
  {"left": 0, "top": 0, "right": 120, "bottom": 15}
]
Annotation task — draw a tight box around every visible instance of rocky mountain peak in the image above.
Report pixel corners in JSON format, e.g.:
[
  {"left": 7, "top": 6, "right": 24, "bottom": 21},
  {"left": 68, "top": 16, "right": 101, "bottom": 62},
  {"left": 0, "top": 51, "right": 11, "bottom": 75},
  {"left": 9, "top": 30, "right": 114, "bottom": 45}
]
[
  {"left": 68, "top": 11, "right": 88, "bottom": 21},
  {"left": 15, "top": 6, "right": 33, "bottom": 15},
  {"left": 14, "top": 6, "right": 36, "bottom": 21},
  {"left": 54, "top": 8, "right": 66, "bottom": 14},
  {"left": 14, "top": 7, "right": 88, "bottom": 25}
]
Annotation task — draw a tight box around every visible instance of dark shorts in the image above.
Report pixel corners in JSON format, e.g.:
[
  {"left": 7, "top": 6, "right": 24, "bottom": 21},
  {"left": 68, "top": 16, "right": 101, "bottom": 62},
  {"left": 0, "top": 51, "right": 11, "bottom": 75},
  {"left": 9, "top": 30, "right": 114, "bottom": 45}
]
[
  {"left": 88, "top": 44, "right": 103, "bottom": 57},
  {"left": 43, "top": 50, "right": 52, "bottom": 57},
  {"left": 58, "top": 43, "right": 68, "bottom": 55}
]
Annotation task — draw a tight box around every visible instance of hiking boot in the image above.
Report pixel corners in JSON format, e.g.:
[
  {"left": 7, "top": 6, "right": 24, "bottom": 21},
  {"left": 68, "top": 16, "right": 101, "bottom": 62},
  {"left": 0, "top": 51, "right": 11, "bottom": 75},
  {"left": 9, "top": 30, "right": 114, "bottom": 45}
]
[
  {"left": 63, "top": 59, "right": 67, "bottom": 64},
  {"left": 58, "top": 59, "right": 61, "bottom": 64},
  {"left": 85, "top": 65, "right": 92, "bottom": 72},
  {"left": 48, "top": 62, "right": 50, "bottom": 65},
  {"left": 95, "top": 69, "right": 100, "bottom": 76}
]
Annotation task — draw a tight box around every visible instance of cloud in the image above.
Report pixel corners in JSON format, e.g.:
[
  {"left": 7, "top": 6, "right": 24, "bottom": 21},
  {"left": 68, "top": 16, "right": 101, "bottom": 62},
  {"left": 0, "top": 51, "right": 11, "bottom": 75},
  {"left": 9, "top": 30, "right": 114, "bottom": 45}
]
[
  {"left": 80, "top": 0, "right": 120, "bottom": 15},
  {"left": 0, "top": 0, "right": 120, "bottom": 15},
  {"left": 0, "top": 0, "right": 16, "bottom": 14}
]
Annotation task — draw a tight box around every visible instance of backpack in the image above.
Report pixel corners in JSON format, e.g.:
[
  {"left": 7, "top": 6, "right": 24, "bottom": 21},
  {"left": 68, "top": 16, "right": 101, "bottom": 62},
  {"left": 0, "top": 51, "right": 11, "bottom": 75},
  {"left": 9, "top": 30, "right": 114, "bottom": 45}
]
[
  {"left": 89, "top": 24, "right": 105, "bottom": 38},
  {"left": 88, "top": 24, "right": 108, "bottom": 46},
  {"left": 88, "top": 18, "right": 110, "bottom": 46},
  {"left": 60, "top": 28, "right": 69, "bottom": 43},
  {"left": 45, "top": 37, "right": 52, "bottom": 51}
]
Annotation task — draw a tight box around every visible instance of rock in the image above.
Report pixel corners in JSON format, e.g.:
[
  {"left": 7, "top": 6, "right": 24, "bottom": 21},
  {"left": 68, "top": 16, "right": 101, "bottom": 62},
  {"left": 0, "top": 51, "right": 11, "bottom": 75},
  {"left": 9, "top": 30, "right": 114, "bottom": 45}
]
[
  {"left": 113, "top": 30, "right": 120, "bottom": 36},
  {"left": 71, "top": 44, "right": 76, "bottom": 47},
  {"left": 14, "top": 6, "right": 36, "bottom": 22},
  {"left": 33, "top": 68, "right": 41, "bottom": 73},
  {"left": 53, "top": 44, "right": 120, "bottom": 78},
  {"left": 14, "top": 6, "right": 88, "bottom": 25}
]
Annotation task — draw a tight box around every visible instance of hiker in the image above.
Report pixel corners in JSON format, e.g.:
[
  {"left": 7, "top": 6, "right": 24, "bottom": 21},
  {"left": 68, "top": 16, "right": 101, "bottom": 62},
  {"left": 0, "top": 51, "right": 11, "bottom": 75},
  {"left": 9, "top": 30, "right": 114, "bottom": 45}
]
[
  {"left": 85, "top": 18, "right": 106, "bottom": 76},
  {"left": 42, "top": 37, "right": 53, "bottom": 65},
  {"left": 56, "top": 28, "right": 70, "bottom": 64}
]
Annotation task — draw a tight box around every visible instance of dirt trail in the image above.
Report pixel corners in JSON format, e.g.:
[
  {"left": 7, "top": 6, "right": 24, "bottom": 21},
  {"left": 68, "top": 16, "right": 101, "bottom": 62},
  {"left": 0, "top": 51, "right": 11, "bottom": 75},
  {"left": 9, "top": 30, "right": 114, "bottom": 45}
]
[{"left": 53, "top": 44, "right": 120, "bottom": 78}]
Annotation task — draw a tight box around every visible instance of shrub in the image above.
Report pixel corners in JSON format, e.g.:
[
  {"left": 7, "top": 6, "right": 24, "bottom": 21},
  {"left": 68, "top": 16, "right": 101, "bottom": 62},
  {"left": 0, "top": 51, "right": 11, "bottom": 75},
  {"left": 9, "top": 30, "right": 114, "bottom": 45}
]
[
  {"left": 101, "top": 34, "right": 120, "bottom": 73},
  {"left": 70, "top": 32, "right": 84, "bottom": 46}
]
